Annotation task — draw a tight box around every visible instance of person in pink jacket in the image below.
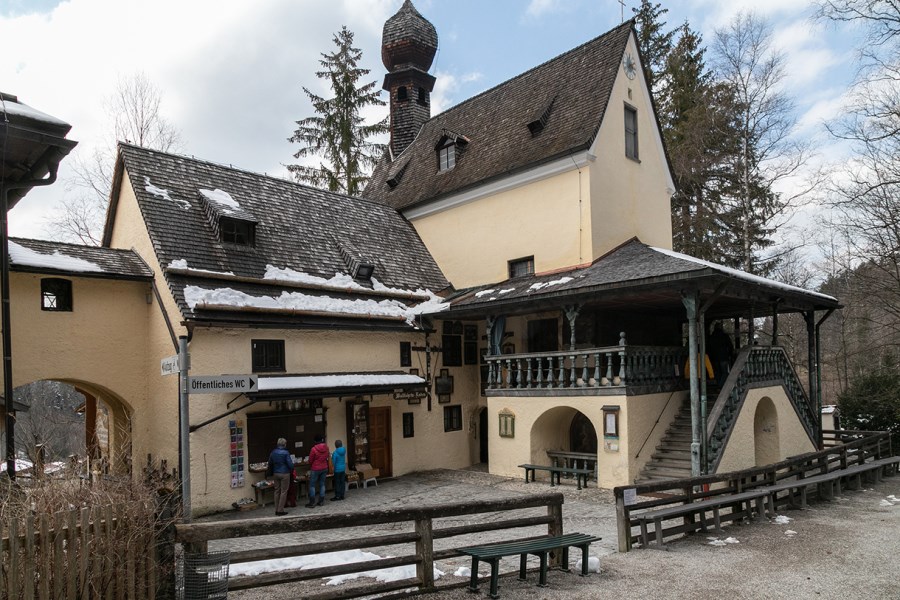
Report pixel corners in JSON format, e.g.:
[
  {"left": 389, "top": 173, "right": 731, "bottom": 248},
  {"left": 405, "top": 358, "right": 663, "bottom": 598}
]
[{"left": 306, "top": 435, "right": 329, "bottom": 507}]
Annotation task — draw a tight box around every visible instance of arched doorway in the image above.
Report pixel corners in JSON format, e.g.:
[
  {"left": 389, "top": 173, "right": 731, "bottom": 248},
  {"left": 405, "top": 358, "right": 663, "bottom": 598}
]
[
  {"left": 9, "top": 379, "right": 133, "bottom": 477},
  {"left": 569, "top": 412, "right": 598, "bottom": 454},
  {"left": 754, "top": 397, "right": 779, "bottom": 467}
]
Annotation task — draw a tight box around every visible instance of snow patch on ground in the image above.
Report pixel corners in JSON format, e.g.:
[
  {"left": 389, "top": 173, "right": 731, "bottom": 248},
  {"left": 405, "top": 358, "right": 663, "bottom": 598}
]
[
  {"left": 784, "top": 530, "right": 798, "bottom": 536},
  {"left": 454, "top": 566, "right": 471, "bottom": 577},
  {"left": 575, "top": 556, "right": 601, "bottom": 573},
  {"left": 773, "top": 515, "right": 793, "bottom": 525},
  {"left": 708, "top": 536, "right": 740, "bottom": 546},
  {"left": 879, "top": 499, "right": 894, "bottom": 507}
]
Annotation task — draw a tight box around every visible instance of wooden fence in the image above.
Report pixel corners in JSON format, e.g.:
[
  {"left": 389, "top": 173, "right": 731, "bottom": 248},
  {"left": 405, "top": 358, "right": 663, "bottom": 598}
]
[
  {"left": 175, "top": 492, "right": 565, "bottom": 599},
  {"left": 0, "top": 501, "right": 158, "bottom": 600},
  {"left": 614, "top": 430, "right": 895, "bottom": 552}
]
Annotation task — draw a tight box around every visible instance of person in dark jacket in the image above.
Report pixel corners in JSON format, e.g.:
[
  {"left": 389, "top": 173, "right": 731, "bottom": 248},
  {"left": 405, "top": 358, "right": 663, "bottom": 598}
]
[
  {"left": 707, "top": 322, "right": 735, "bottom": 387},
  {"left": 268, "top": 437, "right": 294, "bottom": 516},
  {"left": 306, "top": 435, "right": 329, "bottom": 507},
  {"left": 331, "top": 440, "right": 347, "bottom": 501}
]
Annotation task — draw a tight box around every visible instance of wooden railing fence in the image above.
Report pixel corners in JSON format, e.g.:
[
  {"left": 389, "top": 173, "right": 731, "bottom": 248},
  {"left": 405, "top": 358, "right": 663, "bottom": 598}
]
[
  {"left": 614, "top": 430, "right": 894, "bottom": 552},
  {"left": 174, "top": 492, "right": 565, "bottom": 599},
  {"left": 0, "top": 501, "right": 158, "bottom": 600}
]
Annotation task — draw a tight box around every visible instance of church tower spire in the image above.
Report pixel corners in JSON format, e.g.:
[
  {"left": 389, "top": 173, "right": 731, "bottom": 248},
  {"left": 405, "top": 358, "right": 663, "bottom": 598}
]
[{"left": 381, "top": 0, "right": 438, "bottom": 158}]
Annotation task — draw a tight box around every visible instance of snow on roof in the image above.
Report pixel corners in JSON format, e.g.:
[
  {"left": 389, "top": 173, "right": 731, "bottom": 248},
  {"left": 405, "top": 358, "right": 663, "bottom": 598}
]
[
  {"left": 821, "top": 405, "right": 837, "bottom": 414},
  {"left": 183, "top": 285, "right": 446, "bottom": 325},
  {"left": 9, "top": 241, "right": 103, "bottom": 273},
  {"left": 168, "top": 259, "right": 234, "bottom": 277},
  {"left": 651, "top": 247, "right": 838, "bottom": 302},
  {"left": 475, "top": 289, "right": 495, "bottom": 298},
  {"left": 1, "top": 99, "right": 69, "bottom": 127},
  {"left": 528, "top": 276, "right": 573, "bottom": 292},
  {"left": 199, "top": 188, "right": 240, "bottom": 213},
  {"left": 264, "top": 265, "right": 433, "bottom": 301},
  {"left": 144, "top": 177, "right": 190, "bottom": 210},
  {"left": 258, "top": 373, "right": 426, "bottom": 392}
]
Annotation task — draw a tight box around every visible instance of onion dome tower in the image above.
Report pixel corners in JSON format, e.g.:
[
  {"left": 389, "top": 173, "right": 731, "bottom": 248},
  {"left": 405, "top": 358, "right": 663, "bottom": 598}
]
[{"left": 382, "top": 0, "right": 438, "bottom": 158}]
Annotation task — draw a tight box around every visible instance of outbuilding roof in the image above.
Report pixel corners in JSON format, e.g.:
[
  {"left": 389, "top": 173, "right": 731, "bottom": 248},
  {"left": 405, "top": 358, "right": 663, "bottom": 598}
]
[
  {"left": 9, "top": 237, "right": 152, "bottom": 280},
  {"left": 104, "top": 144, "right": 450, "bottom": 328}
]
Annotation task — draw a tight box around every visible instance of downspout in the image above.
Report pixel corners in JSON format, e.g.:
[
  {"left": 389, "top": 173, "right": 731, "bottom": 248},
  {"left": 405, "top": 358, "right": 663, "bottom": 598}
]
[
  {"left": 2, "top": 161, "right": 61, "bottom": 479},
  {"left": 815, "top": 309, "right": 835, "bottom": 450}
]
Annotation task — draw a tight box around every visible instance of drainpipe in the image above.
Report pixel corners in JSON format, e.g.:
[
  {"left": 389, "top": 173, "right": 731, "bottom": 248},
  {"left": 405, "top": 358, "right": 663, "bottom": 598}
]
[
  {"left": 2, "top": 161, "right": 61, "bottom": 479},
  {"left": 681, "top": 292, "right": 700, "bottom": 477},
  {"left": 815, "top": 309, "right": 835, "bottom": 450}
]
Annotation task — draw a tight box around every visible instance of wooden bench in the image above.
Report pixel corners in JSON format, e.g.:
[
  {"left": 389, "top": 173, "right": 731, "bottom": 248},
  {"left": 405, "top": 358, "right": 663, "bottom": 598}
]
[
  {"left": 634, "top": 488, "right": 774, "bottom": 548},
  {"left": 764, "top": 455, "right": 900, "bottom": 509},
  {"left": 459, "top": 533, "right": 601, "bottom": 599},
  {"left": 518, "top": 464, "right": 593, "bottom": 490},
  {"left": 634, "top": 456, "right": 900, "bottom": 548}
]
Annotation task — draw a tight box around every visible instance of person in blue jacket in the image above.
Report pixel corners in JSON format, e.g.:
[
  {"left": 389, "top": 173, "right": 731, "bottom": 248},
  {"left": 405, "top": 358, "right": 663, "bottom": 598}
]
[
  {"left": 331, "top": 439, "right": 347, "bottom": 501},
  {"left": 268, "top": 437, "right": 294, "bottom": 515}
]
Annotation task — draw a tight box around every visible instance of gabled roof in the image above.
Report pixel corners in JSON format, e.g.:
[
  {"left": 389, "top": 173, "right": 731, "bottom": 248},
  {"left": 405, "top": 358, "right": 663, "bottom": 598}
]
[
  {"left": 9, "top": 237, "right": 152, "bottom": 280},
  {"left": 363, "top": 21, "right": 633, "bottom": 210},
  {"left": 104, "top": 144, "right": 450, "bottom": 327},
  {"left": 440, "top": 239, "right": 840, "bottom": 319}
]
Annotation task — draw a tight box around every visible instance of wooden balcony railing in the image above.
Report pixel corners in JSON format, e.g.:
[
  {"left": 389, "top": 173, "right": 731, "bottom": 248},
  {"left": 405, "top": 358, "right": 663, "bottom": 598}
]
[{"left": 484, "top": 339, "right": 686, "bottom": 394}]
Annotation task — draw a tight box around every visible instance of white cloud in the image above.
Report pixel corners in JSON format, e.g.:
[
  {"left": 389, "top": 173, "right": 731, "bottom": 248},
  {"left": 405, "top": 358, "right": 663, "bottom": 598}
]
[
  {"left": 430, "top": 70, "right": 483, "bottom": 115},
  {"left": 525, "top": 0, "right": 564, "bottom": 19}
]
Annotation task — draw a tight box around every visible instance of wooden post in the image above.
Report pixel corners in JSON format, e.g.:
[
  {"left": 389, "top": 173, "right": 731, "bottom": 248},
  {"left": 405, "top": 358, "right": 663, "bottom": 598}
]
[
  {"left": 548, "top": 501, "right": 563, "bottom": 568},
  {"left": 615, "top": 493, "right": 631, "bottom": 552},
  {"left": 414, "top": 517, "right": 435, "bottom": 591}
]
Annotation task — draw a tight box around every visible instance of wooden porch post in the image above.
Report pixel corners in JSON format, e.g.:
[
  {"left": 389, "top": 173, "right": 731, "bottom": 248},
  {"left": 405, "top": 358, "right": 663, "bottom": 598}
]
[
  {"left": 82, "top": 390, "right": 100, "bottom": 461},
  {"left": 564, "top": 305, "right": 580, "bottom": 351},
  {"left": 804, "top": 311, "right": 819, "bottom": 441},
  {"left": 681, "top": 292, "right": 701, "bottom": 477}
]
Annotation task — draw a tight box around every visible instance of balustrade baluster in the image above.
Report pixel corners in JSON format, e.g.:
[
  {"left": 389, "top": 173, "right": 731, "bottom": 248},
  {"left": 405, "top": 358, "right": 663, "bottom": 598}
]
[
  {"left": 488, "top": 361, "right": 496, "bottom": 389},
  {"left": 605, "top": 352, "right": 613, "bottom": 386},
  {"left": 558, "top": 355, "right": 566, "bottom": 387},
  {"left": 569, "top": 354, "right": 577, "bottom": 387},
  {"left": 618, "top": 349, "right": 627, "bottom": 386},
  {"left": 516, "top": 358, "right": 524, "bottom": 389},
  {"left": 505, "top": 359, "right": 512, "bottom": 388},
  {"left": 526, "top": 357, "right": 533, "bottom": 389},
  {"left": 546, "top": 356, "right": 554, "bottom": 388},
  {"left": 581, "top": 354, "right": 589, "bottom": 387},
  {"left": 535, "top": 357, "right": 544, "bottom": 387},
  {"left": 593, "top": 352, "right": 600, "bottom": 386}
]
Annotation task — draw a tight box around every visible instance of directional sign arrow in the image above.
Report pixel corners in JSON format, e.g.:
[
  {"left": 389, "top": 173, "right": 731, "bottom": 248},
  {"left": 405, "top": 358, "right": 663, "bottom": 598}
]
[{"left": 188, "top": 375, "right": 258, "bottom": 394}]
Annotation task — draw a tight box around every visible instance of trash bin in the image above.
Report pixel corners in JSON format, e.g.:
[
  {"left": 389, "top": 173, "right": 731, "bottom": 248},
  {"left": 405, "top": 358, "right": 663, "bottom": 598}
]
[{"left": 177, "top": 551, "right": 230, "bottom": 600}]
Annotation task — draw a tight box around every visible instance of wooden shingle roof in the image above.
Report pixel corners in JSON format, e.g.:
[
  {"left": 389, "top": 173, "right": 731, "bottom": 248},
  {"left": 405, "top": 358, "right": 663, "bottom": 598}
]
[
  {"left": 105, "top": 144, "right": 450, "bottom": 326},
  {"left": 9, "top": 237, "right": 152, "bottom": 280},
  {"left": 363, "top": 21, "right": 634, "bottom": 210}
]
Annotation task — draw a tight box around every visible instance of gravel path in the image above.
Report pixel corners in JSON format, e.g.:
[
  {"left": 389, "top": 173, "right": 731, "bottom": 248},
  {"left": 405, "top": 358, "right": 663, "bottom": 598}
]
[{"left": 207, "top": 469, "right": 900, "bottom": 600}]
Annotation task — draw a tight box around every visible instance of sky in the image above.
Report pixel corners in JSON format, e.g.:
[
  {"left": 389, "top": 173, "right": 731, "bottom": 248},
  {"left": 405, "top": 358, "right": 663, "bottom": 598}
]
[{"left": 0, "top": 0, "right": 865, "bottom": 242}]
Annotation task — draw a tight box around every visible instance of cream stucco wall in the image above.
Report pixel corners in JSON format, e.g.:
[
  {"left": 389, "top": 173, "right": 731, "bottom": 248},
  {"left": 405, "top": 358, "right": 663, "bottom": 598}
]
[
  {"left": 409, "top": 169, "right": 590, "bottom": 288},
  {"left": 107, "top": 169, "right": 185, "bottom": 479},
  {"left": 589, "top": 33, "right": 674, "bottom": 259},
  {"left": 716, "top": 386, "right": 817, "bottom": 474},
  {"left": 486, "top": 390, "right": 685, "bottom": 489}
]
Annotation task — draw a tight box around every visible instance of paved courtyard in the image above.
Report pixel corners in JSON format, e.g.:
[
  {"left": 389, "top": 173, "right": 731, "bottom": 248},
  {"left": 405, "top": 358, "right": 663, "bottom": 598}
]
[{"left": 198, "top": 467, "right": 900, "bottom": 599}]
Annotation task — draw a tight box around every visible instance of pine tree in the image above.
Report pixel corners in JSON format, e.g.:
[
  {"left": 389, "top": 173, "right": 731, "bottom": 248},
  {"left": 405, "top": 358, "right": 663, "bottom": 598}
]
[
  {"left": 288, "top": 26, "right": 388, "bottom": 196},
  {"left": 632, "top": 0, "right": 675, "bottom": 100}
]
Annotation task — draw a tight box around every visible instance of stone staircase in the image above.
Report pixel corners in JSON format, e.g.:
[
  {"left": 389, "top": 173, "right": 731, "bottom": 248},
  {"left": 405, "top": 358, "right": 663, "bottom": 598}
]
[{"left": 637, "top": 386, "right": 722, "bottom": 483}]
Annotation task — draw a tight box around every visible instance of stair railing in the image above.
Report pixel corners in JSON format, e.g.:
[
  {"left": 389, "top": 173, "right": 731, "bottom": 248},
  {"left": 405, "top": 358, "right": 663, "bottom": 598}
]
[{"left": 706, "top": 346, "right": 818, "bottom": 471}]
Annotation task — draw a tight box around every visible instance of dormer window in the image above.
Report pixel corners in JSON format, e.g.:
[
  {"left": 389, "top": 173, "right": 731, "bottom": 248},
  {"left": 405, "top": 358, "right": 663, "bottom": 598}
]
[
  {"left": 435, "top": 130, "right": 469, "bottom": 173},
  {"left": 398, "top": 86, "right": 408, "bottom": 101},
  {"left": 438, "top": 143, "right": 456, "bottom": 172},
  {"left": 353, "top": 262, "right": 375, "bottom": 281},
  {"left": 220, "top": 217, "right": 255, "bottom": 246}
]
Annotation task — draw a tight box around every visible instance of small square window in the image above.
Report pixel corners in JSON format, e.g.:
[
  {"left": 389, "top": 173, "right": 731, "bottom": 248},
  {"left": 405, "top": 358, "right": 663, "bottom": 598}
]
[
  {"left": 402, "top": 412, "right": 415, "bottom": 438},
  {"left": 508, "top": 257, "right": 535, "bottom": 279},
  {"left": 251, "top": 339, "right": 285, "bottom": 373},
  {"left": 624, "top": 105, "right": 639, "bottom": 160},
  {"left": 443, "top": 405, "right": 462, "bottom": 432},
  {"left": 400, "top": 342, "right": 412, "bottom": 367},
  {"left": 221, "top": 218, "right": 255, "bottom": 246},
  {"left": 41, "top": 278, "right": 72, "bottom": 312}
]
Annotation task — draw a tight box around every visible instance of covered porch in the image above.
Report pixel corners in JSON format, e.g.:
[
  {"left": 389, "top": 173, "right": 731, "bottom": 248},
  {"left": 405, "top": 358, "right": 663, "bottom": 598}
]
[{"left": 437, "top": 240, "right": 841, "bottom": 484}]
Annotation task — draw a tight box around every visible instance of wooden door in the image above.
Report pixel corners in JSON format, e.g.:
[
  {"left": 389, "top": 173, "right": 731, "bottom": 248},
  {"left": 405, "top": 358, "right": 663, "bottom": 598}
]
[{"left": 368, "top": 407, "right": 393, "bottom": 477}]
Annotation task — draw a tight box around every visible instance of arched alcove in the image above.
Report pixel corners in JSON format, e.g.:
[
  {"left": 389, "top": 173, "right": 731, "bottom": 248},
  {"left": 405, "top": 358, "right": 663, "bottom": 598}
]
[
  {"left": 530, "top": 406, "right": 599, "bottom": 466},
  {"left": 754, "top": 396, "right": 780, "bottom": 467}
]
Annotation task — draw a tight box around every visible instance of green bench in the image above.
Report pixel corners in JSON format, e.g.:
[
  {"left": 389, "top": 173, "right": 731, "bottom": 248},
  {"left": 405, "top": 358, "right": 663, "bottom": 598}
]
[
  {"left": 459, "top": 532, "right": 601, "bottom": 599},
  {"left": 518, "top": 464, "right": 593, "bottom": 490}
]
